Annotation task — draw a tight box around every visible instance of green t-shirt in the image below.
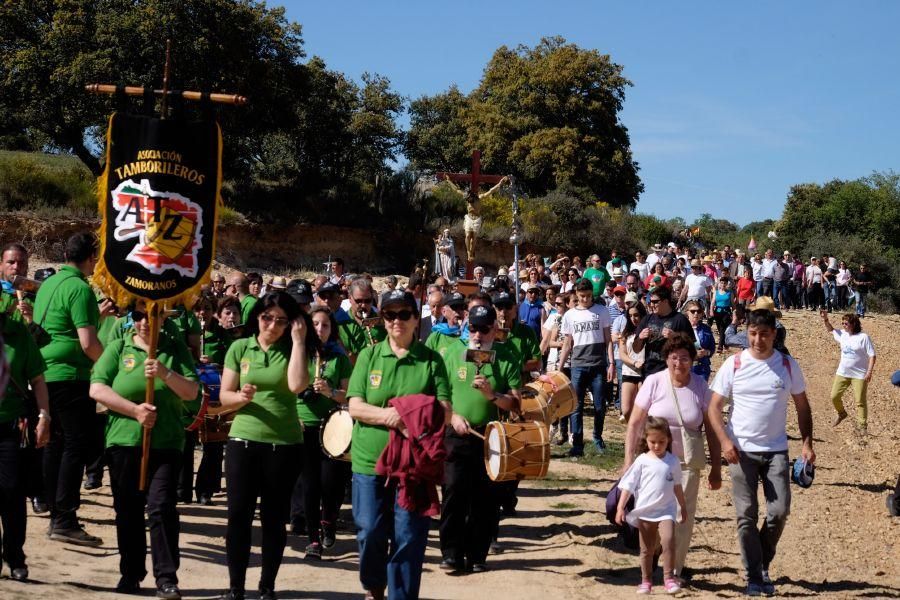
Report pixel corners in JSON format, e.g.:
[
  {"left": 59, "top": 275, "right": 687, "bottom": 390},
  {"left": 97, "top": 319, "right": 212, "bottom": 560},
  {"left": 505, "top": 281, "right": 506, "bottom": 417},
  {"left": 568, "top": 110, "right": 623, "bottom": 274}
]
[
  {"left": 583, "top": 266, "right": 611, "bottom": 297},
  {"left": 168, "top": 307, "right": 201, "bottom": 340},
  {"left": 425, "top": 330, "right": 463, "bottom": 359},
  {"left": 1, "top": 314, "right": 47, "bottom": 423},
  {"left": 240, "top": 295, "right": 258, "bottom": 325},
  {"left": 338, "top": 320, "right": 387, "bottom": 357},
  {"left": 90, "top": 333, "right": 197, "bottom": 451},
  {"left": 32, "top": 265, "right": 100, "bottom": 382},
  {"left": 504, "top": 321, "right": 542, "bottom": 371},
  {"left": 200, "top": 323, "right": 238, "bottom": 366},
  {"left": 296, "top": 349, "right": 353, "bottom": 425},
  {"left": 105, "top": 315, "right": 182, "bottom": 347},
  {"left": 0, "top": 291, "right": 32, "bottom": 324},
  {"left": 440, "top": 338, "right": 521, "bottom": 426},
  {"left": 224, "top": 336, "right": 303, "bottom": 445},
  {"left": 97, "top": 315, "right": 118, "bottom": 347},
  {"left": 346, "top": 339, "right": 451, "bottom": 475}
]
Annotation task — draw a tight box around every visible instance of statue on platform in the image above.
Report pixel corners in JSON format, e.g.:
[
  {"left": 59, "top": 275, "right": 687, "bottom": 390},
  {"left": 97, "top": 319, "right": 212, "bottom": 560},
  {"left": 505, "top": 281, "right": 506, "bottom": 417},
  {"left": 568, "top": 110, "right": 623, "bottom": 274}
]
[
  {"left": 442, "top": 174, "right": 508, "bottom": 264},
  {"left": 434, "top": 228, "right": 457, "bottom": 281}
]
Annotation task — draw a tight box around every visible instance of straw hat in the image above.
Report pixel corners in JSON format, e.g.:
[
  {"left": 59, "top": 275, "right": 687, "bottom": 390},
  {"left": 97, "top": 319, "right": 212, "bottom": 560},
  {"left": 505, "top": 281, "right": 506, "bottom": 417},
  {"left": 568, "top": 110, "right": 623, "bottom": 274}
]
[
  {"left": 269, "top": 276, "right": 288, "bottom": 290},
  {"left": 749, "top": 296, "right": 782, "bottom": 318}
]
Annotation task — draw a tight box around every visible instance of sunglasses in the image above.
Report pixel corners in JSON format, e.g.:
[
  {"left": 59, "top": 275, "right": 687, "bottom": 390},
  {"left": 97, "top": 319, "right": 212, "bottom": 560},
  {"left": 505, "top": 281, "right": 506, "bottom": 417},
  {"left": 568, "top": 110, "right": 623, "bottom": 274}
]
[
  {"left": 469, "top": 324, "right": 493, "bottom": 334},
  {"left": 555, "top": 302, "right": 565, "bottom": 307},
  {"left": 131, "top": 310, "right": 148, "bottom": 322},
  {"left": 353, "top": 297, "right": 373, "bottom": 304},
  {"left": 649, "top": 299, "right": 661, "bottom": 305},
  {"left": 688, "top": 309, "right": 702, "bottom": 314},
  {"left": 382, "top": 309, "right": 414, "bottom": 322},
  {"left": 260, "top": 313, "right": 289, "bottom": 326}
]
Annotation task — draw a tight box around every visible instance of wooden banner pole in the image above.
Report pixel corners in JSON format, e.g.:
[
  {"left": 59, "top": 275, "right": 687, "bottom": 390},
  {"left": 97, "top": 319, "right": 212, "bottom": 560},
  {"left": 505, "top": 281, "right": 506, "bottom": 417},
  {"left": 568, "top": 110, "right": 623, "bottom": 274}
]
[{"left": 139, "top": 302, "right": 161, "bottom": 492}]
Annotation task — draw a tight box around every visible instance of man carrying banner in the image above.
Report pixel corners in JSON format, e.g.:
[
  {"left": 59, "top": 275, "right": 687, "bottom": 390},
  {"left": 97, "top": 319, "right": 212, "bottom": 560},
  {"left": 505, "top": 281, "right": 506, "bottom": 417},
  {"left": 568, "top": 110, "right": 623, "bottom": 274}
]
[{"left": 33, "top": 232, "right": 105, "bottom": 546}]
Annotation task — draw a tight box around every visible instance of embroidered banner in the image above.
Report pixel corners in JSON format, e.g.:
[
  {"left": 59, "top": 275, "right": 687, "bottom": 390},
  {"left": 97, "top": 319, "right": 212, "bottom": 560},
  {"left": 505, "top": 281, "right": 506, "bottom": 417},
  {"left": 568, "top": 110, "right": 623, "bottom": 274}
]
[{"left": 94, "top": 113, "right": 222, "bottom": 307}]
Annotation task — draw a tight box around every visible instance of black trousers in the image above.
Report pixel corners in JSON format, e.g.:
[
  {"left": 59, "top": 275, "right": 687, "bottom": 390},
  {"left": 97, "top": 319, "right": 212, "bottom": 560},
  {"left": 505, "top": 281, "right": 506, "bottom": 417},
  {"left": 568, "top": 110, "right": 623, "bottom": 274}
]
[
  {"left": 291, "top": 426, "right": 350, "bottom": 543},
  {"left": 44, "top": 380, "right": 94, "bottom": 529},
  {"left": 225, "top": 439, "right": 301, "bottom": 591},
  {"left": 196, "top": 440, "right": 224, "bottom": 498},
  {"left": 20, "top": 404, "right": 44, "bottom": 501},
  {"left": 807, "top": 283, "right": 823, "bottom": 310},
  {"left": 0, "top": 420, "right": 27, "bottom": 569},
  {"left": 177, "top": 430, "right": 198, "bottom": 502},
  {"left": 84, "top": 411, "right": 107, "bottom": 484},
  {"left": 439, "top": 430, "right": 498, "bottom": 565},
  {"left": 107, "top": 446, "right": 182, "bottom": 586}
]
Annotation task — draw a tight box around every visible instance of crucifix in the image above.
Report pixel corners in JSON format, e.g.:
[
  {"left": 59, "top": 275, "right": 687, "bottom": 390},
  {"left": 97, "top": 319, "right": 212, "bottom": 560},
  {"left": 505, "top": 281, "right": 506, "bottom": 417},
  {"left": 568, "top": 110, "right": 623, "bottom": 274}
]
[{"left": 437, "top": 150, "right": 508, "bottom": 278}]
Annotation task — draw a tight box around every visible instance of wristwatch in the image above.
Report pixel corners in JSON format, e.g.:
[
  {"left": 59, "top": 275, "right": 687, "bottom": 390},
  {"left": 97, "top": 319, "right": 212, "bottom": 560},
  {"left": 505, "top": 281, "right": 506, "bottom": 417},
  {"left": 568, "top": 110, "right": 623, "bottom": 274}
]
[{"left": 38, "top": 409, "right": 51, "bottom": 422}]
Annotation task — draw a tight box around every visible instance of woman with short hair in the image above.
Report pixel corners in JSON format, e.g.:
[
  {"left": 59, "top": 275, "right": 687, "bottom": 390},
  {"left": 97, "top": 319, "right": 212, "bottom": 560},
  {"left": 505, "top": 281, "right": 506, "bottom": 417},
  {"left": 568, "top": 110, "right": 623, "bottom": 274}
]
[
  {"left": 682, "top": 301, "right": 716, "bottom": 381},
  {"left": 821, "top": 312, "right": 876, "bottom": 433}
]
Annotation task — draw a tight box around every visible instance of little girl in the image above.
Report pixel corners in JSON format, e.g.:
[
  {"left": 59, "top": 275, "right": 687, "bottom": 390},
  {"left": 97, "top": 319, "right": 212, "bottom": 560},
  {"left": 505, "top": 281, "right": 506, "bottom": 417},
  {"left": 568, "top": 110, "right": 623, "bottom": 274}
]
[{"left": 616, "top": 417, "right": 687, "bottom": 595}]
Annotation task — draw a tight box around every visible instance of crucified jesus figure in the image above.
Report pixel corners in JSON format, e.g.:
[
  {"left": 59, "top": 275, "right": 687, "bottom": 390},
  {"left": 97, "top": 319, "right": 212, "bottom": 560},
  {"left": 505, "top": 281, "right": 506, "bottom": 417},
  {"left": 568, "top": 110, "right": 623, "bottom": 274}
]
[{"left": 443, "top": 174, "right": 509, "bottom": 263}]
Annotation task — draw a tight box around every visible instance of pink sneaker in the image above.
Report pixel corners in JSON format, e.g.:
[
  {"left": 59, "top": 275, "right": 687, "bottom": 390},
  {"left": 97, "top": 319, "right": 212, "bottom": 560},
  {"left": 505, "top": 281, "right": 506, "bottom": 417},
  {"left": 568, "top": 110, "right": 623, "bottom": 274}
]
[
  {"left": 664, "top": 577, "right": 682, "bottom": 594},
  {"left": 636, "top": 581, "right": 652, "bottom": 595}
]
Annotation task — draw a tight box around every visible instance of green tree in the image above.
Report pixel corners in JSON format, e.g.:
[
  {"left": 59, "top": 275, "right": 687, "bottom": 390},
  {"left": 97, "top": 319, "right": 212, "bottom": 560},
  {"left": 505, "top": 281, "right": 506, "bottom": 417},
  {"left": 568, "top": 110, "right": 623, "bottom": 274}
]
[
  {"left": 0, "top": 0, "right": 306, "bottom": 177},
  {"left": 348, "top": 72, "right": 404, "bottom": 183},
  {"left": 406, "top": 86, "right": 469, "bottom": 173}
]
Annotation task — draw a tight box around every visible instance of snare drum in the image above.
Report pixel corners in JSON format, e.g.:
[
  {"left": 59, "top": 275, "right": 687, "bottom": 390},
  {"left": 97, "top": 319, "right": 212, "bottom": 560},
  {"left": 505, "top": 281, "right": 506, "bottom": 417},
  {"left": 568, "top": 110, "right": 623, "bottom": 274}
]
[
  {"left": 484, "top": 421, "right": 550, "bottom": 481},
  {"left": 528, "top": 371, "right": 576, "bottom": 421},
  {"left": 320, "top": 407, "right": 353, "bottom": 461},
  {"left": 199, "top": 414, "right": 234, "bottom": 444},
  {"left": 518, "top": 387, "right": 552, "bottom": 425}
]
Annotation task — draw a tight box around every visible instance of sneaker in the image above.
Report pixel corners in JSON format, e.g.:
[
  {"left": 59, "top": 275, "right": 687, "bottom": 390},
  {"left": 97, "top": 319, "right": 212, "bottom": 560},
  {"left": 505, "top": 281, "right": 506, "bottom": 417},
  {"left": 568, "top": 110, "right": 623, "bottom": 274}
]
[
  {"left": 664, "top": 577, "right": 681, "bottom": 594},
  {"left": 593, "top": 439, "right": 607, "bottom": 453},
  {"left": 832, "top": 411, "right": 848, "bottom": 427},
  {"left": 636, "top": 581, "right": 652, "bottom": 594},
  {"left": 470, "top": 562, "right": 488, "bottom": 573},
  {"left": 156, "top": 583, "right": 182, "bottom": 600},
  {"left": 321, "top": 522, "right": 336, "bottom": 548},
  {"left": 745, "top": 582, "right": 765, "bottom": 597},
  {"left": 568, "top": 446, "right": 584, "bottom": 458},
  {"left": 305, "top": 541, "right": 322, "bottom": 560},
  {"left": 887, "top": 493, "right": 899, "bottom": 517},
  {"left": 50, "top": 526, "right": 103, "bottom": 547}
]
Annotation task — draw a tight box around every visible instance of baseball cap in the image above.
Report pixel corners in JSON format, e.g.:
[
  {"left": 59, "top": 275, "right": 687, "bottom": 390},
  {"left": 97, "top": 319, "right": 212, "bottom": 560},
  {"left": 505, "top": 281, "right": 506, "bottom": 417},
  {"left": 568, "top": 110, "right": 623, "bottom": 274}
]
[
  {"left": 624, "top": 291, "right": 640, "bottom": 305},
  {"left": 791, "top": 457, "right": 815, "bottom": 488},
  {"left": 468, "top": 305, "right": 497, "bottom": 328},
  {"left": 34, "top": 267, "right": 56, "bottom": 282},
  {"left": 445, "top": 291, "right": 466, "bottom": 309},
  {"left": 380, "top": 289, "right": 417, "bottom": 312},
  {"left": 492, "top": 291, "right": 514, "bottom": 308},
  {"left": 316, "top": 282, "right": 341, "bottom": 297},
  {"left": 286, "top": 279, "right": 313, "bottom": 304},
  {"left": 613, "top": 285, "right": 626, "bottom": 296}
]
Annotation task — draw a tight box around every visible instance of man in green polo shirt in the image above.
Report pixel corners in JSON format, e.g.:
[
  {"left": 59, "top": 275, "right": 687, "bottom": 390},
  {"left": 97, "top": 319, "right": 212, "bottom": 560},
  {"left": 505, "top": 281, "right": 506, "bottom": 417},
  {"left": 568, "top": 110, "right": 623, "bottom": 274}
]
[
  {"left": 32, "top": 232, "right": 105, "bottom": 546},
  {"left": 492, "top": 290, "right": 542, "bottom": 374},
  {"left": 437, "top": 304, "right": 520, "bottom": 573},
  {"left": 226, "top": 272, "right": 257, "bottom": 325},
  {"left": 583, "top": 254, "right": 612, "bottom": 300},
  {"left": 338, "top": 278, "right": 386, "bottom": 363},
  {"left": 1, "top": 243, "right": 34, "bottom": 323}
]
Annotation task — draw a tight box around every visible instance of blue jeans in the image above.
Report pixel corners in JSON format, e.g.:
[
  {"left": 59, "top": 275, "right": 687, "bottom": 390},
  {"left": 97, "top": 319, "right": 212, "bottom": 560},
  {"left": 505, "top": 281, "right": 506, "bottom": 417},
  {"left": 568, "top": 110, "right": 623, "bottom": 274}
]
[
  {"left": 856, "top": 291, "right": 867, "bottom": 316},
  {"left": 352, "top": 473, "right": 430, "bottom": 600},
  {"left": 569, "top": 361, "right": 607, "bottom": 448},
  {"left": 823, "top": 281, "right": 836, "bottom": 309},
  {"left": 614, "top": 359, "right": 623, "bottom": 410},
  {"left": 772, "top": 281, "right": 785, "bottom": 308}
]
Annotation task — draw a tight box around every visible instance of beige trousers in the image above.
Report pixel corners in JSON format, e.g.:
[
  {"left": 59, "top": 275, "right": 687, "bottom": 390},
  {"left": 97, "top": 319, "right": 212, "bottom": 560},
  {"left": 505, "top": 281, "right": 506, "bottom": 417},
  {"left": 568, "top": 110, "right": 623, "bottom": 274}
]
[{"left": 674, "top": 465, "right": 701, "bottom": 576}]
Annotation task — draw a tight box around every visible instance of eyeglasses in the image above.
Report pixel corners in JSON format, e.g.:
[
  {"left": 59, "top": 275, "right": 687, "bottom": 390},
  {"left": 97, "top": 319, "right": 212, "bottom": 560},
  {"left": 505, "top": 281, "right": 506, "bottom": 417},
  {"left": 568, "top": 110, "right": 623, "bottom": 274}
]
[
  {"left": 667, "top": 355, "right": 692, "bottom": 364},
  {"left": 260, "top": 313, "right": 289, "bottom": 326},
  {"left": 527, "top": 289, "right": 538, "bottom": 294},
  {"left": 649, "top": 299, "right": 661, "bottom": 305},
  {"left": 469, "top": 324, "right": 493, "bottom": 334},
  {"left": 382, "top": 310, "right": 414, "bottom": 322},
  {"left": 353, "top": 297, "right": 373, "bottom": 304}
]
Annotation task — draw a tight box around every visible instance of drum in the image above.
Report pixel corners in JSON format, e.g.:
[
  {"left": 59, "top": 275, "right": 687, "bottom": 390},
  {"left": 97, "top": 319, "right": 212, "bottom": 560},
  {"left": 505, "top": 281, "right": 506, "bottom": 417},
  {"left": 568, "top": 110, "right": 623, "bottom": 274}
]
[
  {"left": 199, "top": 414, "right": 234, "bottom": 444},
  {"left": 320, "top": 408, "right": 353, "bottom": 461},
  {"left": 518, "top": 387, "right": 552, "bottom": 425},
  {"left": 484, "top": 421, "right": 550, "bottom": 482},
  {"left": 528, "top": 371, "right": 576, "bottom": 421},
  {"left": 197, "top": 363, "right": 222, "bottom": 406}
]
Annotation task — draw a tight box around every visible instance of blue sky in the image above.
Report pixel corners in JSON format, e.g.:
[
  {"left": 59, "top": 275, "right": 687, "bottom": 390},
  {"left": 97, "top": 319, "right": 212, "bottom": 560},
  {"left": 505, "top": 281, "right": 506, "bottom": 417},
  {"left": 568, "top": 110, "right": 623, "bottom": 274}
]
[{"left": 281, "top": 1, "right": 900, "bottom": 226}]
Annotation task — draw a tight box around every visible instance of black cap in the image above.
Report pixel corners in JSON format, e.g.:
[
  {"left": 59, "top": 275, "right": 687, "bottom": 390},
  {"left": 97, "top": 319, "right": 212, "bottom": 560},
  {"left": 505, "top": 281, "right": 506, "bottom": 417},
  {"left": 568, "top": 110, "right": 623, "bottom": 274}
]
[
  {"left": 492, "top": 291, "right": 514, "bottom": 308},
  {"left": 468, "top": 305, "right": 497, "bottom": 328},
  {"left": 316, "top": 282, "right": 341, "bottom": 297},
  {"left": 286, "top": 278, "right": 313, "bottom": 304},
  {"left": 34, "top": 267, "right": 56, "bottom": 282},
  {"left": 380, "top": 289, "right": 417, "bottom": 311},
  {"left": 445, "top": 291, "right": 466, "bottom": 309}
]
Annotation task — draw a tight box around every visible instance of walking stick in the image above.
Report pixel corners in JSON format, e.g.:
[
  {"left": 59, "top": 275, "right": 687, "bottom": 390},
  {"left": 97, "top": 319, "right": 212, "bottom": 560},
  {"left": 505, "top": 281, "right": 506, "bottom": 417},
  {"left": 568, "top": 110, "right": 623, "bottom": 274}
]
[{"left": 139, "top": 302, "right": 161, "bottom": 491}]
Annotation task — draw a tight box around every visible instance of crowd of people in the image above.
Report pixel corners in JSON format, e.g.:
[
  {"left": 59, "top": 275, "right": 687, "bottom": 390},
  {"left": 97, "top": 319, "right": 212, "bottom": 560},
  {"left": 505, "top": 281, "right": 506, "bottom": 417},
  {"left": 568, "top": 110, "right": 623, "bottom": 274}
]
[{"left": 0, "top": 234, "right": 896, "bottom": 600}]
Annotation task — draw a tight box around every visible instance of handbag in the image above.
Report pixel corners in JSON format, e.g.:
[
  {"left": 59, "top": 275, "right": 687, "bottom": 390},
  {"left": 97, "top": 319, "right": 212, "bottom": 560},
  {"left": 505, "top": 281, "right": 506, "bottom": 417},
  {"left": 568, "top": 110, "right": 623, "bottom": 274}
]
[{"left": 669, "top": 376, "right": 707, "bottom": 471}]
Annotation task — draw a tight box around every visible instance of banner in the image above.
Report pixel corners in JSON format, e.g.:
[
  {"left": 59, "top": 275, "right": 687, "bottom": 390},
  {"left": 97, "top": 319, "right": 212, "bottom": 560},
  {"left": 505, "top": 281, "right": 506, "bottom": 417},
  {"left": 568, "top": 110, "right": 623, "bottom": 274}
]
[{"left": 94, "top": 113, "right": 222, "bottom": 308}]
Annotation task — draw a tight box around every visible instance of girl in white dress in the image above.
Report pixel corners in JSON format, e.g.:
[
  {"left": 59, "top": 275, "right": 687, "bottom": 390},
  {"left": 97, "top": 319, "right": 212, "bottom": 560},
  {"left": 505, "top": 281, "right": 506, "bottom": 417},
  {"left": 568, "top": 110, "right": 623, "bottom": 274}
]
[{"left": 616, "top": 416, "right": 687, "bottom": 595}]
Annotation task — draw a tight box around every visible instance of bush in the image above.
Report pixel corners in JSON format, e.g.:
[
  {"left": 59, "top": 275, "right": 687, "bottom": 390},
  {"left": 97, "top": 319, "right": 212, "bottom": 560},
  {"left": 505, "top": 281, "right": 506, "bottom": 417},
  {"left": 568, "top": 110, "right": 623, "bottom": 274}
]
[{"left": 0, "top": 151, "right": 95, "bottom": 213}]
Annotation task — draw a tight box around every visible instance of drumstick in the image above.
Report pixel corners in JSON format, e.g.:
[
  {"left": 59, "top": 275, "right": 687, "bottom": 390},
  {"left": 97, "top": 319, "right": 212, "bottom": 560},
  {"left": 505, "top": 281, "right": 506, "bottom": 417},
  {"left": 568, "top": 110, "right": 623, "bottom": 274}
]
[{"left": 467, "top": 427, "right": 485, "bottom": 440}]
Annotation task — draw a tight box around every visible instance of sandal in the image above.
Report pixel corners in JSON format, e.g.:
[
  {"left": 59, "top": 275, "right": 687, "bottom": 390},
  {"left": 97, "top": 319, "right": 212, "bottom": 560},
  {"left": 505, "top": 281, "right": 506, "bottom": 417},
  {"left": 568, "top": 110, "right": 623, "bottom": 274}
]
[{"left": 636, "top": 581, "right": 652, "bottom": 595}]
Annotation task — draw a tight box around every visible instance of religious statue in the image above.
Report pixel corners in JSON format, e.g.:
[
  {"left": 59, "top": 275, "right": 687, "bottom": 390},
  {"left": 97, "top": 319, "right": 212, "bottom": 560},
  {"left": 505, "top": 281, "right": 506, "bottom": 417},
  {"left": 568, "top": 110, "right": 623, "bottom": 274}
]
[
  {"left": 433, "top": 228, "right": 457, "bottom": 281},
  {"left": 442, "top": 173, "right": 509, "bottom": 263}
]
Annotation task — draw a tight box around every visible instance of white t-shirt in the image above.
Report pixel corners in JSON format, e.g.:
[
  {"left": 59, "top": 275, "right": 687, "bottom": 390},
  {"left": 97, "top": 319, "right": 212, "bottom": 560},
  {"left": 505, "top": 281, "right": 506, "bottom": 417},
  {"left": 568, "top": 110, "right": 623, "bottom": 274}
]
[
  {"left": 560, "top": 304, "right": 611, "bottom": 367},
  {"left": 806, "top": 265, "right": 823, "bottom": 285},
  {"left": 622, "top": 334, "right": 645, "bottom": 378},
  {"left": 710, "top": 350, "right": 806, "bottom": 452},
  {"left": 647, "top": 253, "right": 662, "bottom": 269},
  {"left": 761, "top": 258, "right": 777, "bottom": 278},
  {"left": 684, "top": 273, "right": 713, "bottom": 299},
  {"left": 619, "top": 452, "right": 682, "bottom": 527},
  {"left": 630, "top": 261, "right": 650, "bottom": 281},
  {"left": 832, "top": 330, "right": 875, "bottom": 379},
  {"left": 751, "top": 260, "right": 763, "bottom": 281}
]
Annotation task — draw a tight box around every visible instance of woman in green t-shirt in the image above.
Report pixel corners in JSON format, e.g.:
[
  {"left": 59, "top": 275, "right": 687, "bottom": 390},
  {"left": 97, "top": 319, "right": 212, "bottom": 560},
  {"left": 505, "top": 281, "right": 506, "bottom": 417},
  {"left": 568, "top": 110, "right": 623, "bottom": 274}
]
[
  {"left": 347, "top": 290, "right": 452, "bottom": 600},
  {"left": 89, "top": 307, "right": 199, "bottom": 599},
  {"left": 216, "top": 291, "right": 312, "bottom": 600},
  {"left": 291, "top": 306, "right": 352, "bottom": 559},
  {"left": 1, "top": 313, "right": 50, "bottom": 582},
  {"left": 193, "top": 295, "right": 244, "bottom": 505}
]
